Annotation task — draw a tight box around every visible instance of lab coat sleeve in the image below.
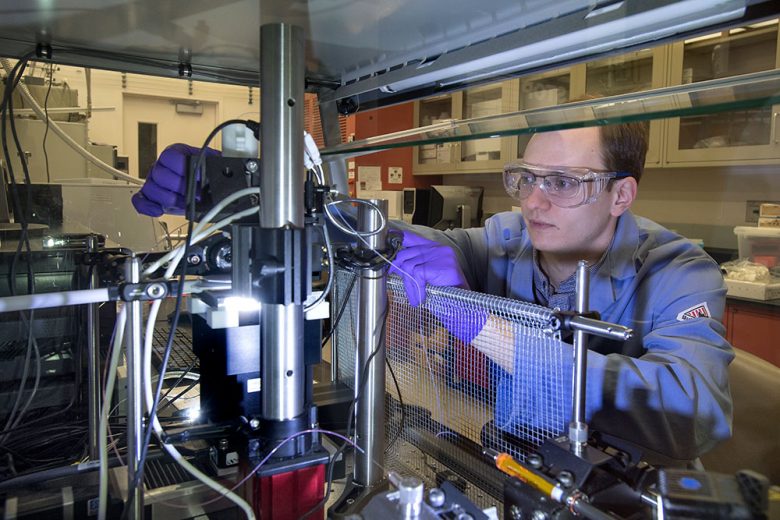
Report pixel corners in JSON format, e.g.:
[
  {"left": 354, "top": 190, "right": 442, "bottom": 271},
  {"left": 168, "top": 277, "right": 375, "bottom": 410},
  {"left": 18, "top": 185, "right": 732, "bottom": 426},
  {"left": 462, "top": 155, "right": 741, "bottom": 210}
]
[
  {"left": 495, "top": 246, "right": 733, "bottom": 463},
  {"left": 585, "top": 252, "right": 733, "bottom": 462}
]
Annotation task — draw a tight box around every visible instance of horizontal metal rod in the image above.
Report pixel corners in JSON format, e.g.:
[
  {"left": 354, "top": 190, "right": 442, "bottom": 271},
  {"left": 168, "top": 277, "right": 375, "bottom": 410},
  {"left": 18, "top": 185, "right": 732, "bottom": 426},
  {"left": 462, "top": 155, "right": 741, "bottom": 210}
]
[{"left": 566, "top": 315, "right": 633, "bottom": 341}]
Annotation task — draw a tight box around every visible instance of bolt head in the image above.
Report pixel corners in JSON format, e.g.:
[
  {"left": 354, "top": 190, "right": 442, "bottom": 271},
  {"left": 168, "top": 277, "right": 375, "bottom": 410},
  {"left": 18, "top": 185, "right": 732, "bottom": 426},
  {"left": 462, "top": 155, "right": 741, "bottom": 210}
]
[
  {"left": 245, "top": 160, "right": 259, "bottom": 173},
  {"left": 427, "top": 488, "right": 446, "bottom": 508},
  {"left": 531, "top": 510, "right": 548, "bottom": 520},
  {"left": 249, "top": 418, "right": 260, "bottom": 430},
  {"left": 527, "top": 454, "right": 543, "bottom": 468},
  {"left": 509, "top": 505, "right": 523, "bottom": 520},
  {"left": 557, "top": 470, "right": 574, "bottom": 488},
  {"left": 188, "top": 254, "right": 201, "bottom": 265}
]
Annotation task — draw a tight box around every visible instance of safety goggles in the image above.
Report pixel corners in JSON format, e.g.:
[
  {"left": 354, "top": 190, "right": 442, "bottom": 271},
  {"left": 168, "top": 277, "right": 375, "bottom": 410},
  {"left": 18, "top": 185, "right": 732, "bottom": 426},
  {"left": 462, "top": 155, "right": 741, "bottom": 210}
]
[{"left": 503, "top": 162, "right": 631, "bottom": 208}]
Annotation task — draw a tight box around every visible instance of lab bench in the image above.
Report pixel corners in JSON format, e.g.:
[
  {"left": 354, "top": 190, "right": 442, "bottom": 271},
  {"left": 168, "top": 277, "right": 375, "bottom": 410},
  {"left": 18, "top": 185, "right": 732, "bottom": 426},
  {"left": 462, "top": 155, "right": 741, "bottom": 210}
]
[{"left": 724, "top": 296, "right": 780, "bottom": 368}]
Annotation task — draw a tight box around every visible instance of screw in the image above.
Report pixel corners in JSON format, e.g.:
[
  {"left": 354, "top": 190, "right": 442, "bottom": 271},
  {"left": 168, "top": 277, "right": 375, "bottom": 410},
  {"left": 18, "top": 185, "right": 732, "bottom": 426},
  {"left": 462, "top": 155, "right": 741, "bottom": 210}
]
[
  {"left": 249, "top": 418, "right": 260, "bottom": 430},
  {"left": 245, "top": 160, "right": 259, "bottom": 173},
  {"left": 527, "top": 454, "right": 543, "bottom": 469},
  {"left": 146, "top": 283, "right": 165, "bottom": 299},
  {"left": 187, "top": 254, "right": 201, "bottom": 265},
  {"left": 557, "top": 471, "right": 574, "bottom": 488},
  {"left": 509, "top": 505, "right": 523, "bottom": 520},
  {"left": 428, "top": 488, "right": 445, "bottom": 508},
  {"left": 531, "top": 510, "right": 548, "bottom": 520}
]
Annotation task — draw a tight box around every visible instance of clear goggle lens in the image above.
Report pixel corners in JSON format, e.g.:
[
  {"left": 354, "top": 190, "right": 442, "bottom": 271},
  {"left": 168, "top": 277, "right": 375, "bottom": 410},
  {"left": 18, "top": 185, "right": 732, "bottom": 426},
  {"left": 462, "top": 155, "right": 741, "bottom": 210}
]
[{"left": 503, "top": 163, "right": 629, "bottom": 208}]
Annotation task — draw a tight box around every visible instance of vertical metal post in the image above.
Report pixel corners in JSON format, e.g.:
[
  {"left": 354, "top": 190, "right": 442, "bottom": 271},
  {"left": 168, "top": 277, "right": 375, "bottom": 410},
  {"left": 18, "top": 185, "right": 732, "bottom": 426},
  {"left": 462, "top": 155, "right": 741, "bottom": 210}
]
[
  {"left": 125, "top": 256, "right": 144, "bottom": 519},
  {"left": 260, "top": 23, "right": 305, "bottom": 421},
  {"left": 86, "top": 235, "right": 101, "bottom": 460},
  {"left": 231, "top": 224, "right": 253, "bottom": 299},
  {"left": 354, "top": 199, "right": 388, "bottom": 487},
  {"left": 569, "top": 260, "right": 589, "bottom": 456}
]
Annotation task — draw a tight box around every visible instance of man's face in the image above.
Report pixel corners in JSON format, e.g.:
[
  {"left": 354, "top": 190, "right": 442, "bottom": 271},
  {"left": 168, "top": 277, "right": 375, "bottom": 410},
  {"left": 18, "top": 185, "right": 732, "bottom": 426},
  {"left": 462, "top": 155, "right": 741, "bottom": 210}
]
[{"left": 520, "top": 127, "right": 629, "bottom": 260}]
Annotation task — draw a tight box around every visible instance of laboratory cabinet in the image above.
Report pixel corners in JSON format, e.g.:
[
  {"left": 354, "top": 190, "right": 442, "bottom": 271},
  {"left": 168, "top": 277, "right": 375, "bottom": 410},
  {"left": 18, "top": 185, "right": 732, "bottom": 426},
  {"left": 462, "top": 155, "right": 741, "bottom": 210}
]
[
  {"left": 412, "top": 46, "right": 668, "bottom": 175},
  {"left": 723, "top": 298, "right": 780, "bottom": 367},
  {"left": 412, "top": 81, "right": 516, "bottom": 174},
  {"left": 512, "top": 47, "right": 668, "bottom": 166},
  {"left": 665, "top": 19, "right": 780, "bottom": 165},
  {"left": 412, "top": 18, "right": 780, "bottom": 175}
]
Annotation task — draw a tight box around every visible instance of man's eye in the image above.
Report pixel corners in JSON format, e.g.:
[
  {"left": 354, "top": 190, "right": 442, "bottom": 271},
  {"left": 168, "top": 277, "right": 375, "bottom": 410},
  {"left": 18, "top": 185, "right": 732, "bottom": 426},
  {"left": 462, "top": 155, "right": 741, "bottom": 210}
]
[
  {"left": 518, "top": 173, "right": 536, "bottom": 186},
  {"left": 549, "top": 176, "right": 579, "bottom": 192}
]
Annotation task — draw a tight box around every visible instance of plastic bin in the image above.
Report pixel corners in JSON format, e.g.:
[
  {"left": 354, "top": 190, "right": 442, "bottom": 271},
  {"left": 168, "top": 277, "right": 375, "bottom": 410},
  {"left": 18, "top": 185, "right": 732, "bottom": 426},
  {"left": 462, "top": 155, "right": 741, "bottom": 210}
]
[{"left": 734, "top": 226, "right": 780, "bottom": 268}]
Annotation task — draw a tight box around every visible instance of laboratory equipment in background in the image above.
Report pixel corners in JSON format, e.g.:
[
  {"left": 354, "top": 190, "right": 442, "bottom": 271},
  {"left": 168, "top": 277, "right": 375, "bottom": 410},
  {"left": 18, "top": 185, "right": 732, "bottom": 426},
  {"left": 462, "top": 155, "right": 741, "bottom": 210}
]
[{"left": 402, "top": 185, "right": 484, "bottom": 229}]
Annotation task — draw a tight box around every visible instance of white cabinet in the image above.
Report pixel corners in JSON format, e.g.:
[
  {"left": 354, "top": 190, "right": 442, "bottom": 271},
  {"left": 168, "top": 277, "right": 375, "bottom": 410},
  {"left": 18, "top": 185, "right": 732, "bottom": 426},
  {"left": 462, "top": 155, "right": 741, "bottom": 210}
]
[
  {"left": 583, "top": 47, "right": 668, "bottom": 166},
  {"left": 413, "top": 82, "right": 515, "bottom": 175},
  {"left": 511, "top": 47, "right": 667, "bottom": 167},
  {"left": 665, "top": 19, "right": 780, "bottom": 165}
]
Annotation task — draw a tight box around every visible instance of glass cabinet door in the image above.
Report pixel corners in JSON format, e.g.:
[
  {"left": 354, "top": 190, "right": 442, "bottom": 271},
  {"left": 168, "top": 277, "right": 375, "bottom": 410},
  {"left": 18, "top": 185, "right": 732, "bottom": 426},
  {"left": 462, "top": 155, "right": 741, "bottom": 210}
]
[
  {"left": 459, "top": 84, "right": 506, "bottom": 171},
  {"left": 515, "top": 68, "right": 573, "bottom": 160},
  {"left": 666, "top": 19, "right": 780, "bottom": 164},
  {"left": 584, "top": 48, "right": 667, "bottom": 165},
  {"left": 413, "top": 94, "right": 458, "bottom": 173}
]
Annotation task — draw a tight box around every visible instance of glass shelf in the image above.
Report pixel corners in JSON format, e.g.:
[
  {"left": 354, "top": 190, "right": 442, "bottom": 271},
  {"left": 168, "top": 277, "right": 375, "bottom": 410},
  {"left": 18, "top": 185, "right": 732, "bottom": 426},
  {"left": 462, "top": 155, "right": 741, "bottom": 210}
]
[{"left": 321, "top": 68, "right": 780, "bottom": 160}]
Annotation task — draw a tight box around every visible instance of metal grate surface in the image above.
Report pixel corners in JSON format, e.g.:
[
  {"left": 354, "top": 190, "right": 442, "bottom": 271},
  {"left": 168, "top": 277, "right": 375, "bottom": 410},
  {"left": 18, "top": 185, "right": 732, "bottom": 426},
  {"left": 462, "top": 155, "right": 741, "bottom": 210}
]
[{"left": 333, "top": 269, "right": 573, "bottom": 511}]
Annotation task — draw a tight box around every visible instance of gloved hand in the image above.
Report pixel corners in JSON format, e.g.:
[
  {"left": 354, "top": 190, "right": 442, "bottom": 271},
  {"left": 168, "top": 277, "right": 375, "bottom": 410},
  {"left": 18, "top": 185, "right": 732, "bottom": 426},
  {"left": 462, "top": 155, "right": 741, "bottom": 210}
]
[
  {"left": 388, "top": 230, "right": 470, "bottom": 307},
  {"left": 389, "top": 230, "right": 488, "bottom": 344},
  {"left": 131, "top": 143, "right": 220, "bottom": 217}
]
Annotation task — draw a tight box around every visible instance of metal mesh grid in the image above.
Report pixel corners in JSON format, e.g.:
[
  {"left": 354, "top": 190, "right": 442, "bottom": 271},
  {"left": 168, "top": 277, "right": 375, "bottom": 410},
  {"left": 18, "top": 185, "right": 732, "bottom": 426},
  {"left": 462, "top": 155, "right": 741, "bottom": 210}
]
[{"left": 333, "top": 269, "right": 573, "bottom": 508}]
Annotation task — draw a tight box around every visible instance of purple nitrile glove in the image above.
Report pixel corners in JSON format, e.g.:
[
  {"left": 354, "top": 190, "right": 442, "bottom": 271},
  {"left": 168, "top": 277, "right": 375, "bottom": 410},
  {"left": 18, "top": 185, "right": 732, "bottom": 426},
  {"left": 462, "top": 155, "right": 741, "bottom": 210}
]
[
  {"left": 389, "top": 230, "right": 487, "bottom": 344},
  {"left": 131, "top": 143, "right": 220, "bottom": 217}
]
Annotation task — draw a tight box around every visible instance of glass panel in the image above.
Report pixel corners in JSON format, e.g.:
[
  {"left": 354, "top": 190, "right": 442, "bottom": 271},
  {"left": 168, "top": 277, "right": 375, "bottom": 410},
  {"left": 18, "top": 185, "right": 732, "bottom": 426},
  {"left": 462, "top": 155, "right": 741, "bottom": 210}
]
[
  {"left": 417, "top": 95, "right": 455, "bottom": 165},
  {"left": 461, "top": 87, "right": 502, "bottom": 162},
  {"left": 586, "top": 49, "right": 654, "bottom": 97},
  {"left": 321, "top": 68, "right": 780, "bottom": 160},
  {"left": 137, "top": 122, "right": 157, "bottom": 180},
  {"left": 517, "top": 72, "right": 570, "bottom": 158},
  {"left": 676, "top": 19, "right": 778, "bottom": 150}
]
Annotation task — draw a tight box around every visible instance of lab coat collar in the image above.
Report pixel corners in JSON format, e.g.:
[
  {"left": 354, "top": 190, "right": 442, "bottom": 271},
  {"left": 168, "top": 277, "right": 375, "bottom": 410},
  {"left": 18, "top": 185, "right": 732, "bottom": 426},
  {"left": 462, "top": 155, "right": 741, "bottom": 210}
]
[{"left": 590, "top": 211, "right": 643, "bottom": 310}]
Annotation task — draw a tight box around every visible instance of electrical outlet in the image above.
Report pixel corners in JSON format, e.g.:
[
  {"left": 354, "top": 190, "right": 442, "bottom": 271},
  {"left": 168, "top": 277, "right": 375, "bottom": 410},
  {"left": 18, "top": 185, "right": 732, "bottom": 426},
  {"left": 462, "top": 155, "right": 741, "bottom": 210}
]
[
  {"left": 388, "top": 166, "right": 403, "bottom": 184},
  {"left": 745, "top": 200, "right": 780, "bottom": 223}
]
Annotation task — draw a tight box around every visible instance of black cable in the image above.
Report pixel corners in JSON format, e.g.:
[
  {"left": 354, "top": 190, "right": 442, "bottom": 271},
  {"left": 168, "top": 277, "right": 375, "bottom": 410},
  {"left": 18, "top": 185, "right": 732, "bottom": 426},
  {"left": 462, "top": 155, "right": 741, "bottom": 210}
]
[
  {"left": 157, "top": 376, "right": 199, "bottom": 414},
  {"left": 385, "top": 356, "right": 406, "bottom": 453},
  {"left": 121, "top": 119, "right": 250, "bottom": 520},
  {"left": 321, "top": 273, "right": 358, "bottom": 349},
  {"left": 156, "top": 356, "right": 198, "bottom": 405},
  {"left": 42, "top": 62, "right": 53, "bottom": 183}
]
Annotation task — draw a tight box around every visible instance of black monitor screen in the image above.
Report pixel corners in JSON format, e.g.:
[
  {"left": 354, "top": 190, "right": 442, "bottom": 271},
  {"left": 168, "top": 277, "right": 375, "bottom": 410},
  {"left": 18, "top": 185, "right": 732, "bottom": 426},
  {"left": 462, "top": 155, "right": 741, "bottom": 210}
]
[{"left": 427, "top": 185, "right": 483, "bottom": 229}]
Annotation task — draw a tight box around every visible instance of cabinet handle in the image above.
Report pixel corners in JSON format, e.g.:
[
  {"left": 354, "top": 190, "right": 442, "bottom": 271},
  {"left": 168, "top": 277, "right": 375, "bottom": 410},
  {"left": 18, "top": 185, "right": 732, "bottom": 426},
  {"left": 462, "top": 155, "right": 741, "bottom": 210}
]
[{"left": 775, "top": 112, "right": 779, "bottom": 145}]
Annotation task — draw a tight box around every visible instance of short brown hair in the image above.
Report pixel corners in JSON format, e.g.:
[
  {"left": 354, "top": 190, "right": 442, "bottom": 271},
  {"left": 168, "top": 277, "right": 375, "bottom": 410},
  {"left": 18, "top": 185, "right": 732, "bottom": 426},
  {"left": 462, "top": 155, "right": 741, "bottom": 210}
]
[{"left": 599, "top": 121, "right": 649, "bottom": 184}]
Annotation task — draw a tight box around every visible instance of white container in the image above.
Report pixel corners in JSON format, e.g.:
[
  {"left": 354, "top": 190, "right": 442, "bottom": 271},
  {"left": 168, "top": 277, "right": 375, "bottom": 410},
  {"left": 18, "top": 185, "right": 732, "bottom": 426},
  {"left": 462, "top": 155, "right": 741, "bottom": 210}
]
[
  {"left": 724, "top": 279, "right": 780, "bottom": 300},
  {"left": 734, "top": 226, "right": 780, "bottom": 269}
]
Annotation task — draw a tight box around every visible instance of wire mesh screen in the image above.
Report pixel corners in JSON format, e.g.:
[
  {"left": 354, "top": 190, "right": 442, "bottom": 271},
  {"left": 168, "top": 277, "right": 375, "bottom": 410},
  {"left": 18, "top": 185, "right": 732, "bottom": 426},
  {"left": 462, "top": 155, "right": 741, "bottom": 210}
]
[{"left": 333, "top": 269, "right": 573, "bottom": 507}]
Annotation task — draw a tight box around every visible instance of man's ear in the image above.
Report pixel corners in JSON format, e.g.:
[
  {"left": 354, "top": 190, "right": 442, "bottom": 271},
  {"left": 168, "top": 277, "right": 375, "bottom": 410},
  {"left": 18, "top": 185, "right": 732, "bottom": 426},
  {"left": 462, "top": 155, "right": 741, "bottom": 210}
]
[{"left": 610, "top": 177, "right": 637, "bottom": 217}]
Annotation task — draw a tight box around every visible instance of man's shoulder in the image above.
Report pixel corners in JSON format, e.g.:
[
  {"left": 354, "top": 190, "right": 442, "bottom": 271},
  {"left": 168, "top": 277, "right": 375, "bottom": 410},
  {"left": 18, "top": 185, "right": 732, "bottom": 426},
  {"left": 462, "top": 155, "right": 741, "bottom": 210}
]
[{"left": 624, "top": 214, "right": 724, "bottom": 295}]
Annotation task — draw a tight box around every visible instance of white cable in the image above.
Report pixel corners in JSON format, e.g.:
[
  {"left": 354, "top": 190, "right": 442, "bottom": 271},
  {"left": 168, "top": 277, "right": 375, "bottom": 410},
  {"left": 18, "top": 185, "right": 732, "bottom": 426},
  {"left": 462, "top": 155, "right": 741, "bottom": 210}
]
[
  {"left": 99, "top": 306, "right": 127, "bottom": 520},
  {"left": 324, "top": 197, "right": 387, "bottom": 238},
  {"left": 158, "top": 206, "right": 259, "bottom": 281},
  {"left": 142, "top": 299, "right": 255, "bottom": 520},
  {"left": 143, "top": 187, "right": 261, "bottom": 276},
  {"left": 1, "top": 58, "right": 142, "bottom": 185}
]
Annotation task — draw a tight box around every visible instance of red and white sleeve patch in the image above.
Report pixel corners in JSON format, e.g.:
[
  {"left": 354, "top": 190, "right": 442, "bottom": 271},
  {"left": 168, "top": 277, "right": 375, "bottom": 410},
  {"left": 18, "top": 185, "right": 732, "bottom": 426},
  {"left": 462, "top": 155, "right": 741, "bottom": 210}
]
[{"left": 676, "top": 302, "right": 711, "bottom": 321}]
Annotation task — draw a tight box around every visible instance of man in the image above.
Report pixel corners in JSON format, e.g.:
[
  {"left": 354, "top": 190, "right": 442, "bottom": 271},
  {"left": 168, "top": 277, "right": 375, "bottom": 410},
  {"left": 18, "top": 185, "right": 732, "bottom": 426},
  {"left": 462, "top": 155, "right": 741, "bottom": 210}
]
[
  {"left": 389, "top": 123, "right": 733, "bottom": 464},
  {"left": 134, "top": 123, "right": 733, "bottom": 464}
]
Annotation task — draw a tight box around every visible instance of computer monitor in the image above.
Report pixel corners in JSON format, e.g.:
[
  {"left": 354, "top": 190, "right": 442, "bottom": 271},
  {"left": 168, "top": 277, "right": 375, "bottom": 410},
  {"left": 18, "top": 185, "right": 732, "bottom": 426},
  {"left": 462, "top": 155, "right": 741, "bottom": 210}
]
[{"left": 427, "top": 185, "right": 484, "bottom": 229}]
